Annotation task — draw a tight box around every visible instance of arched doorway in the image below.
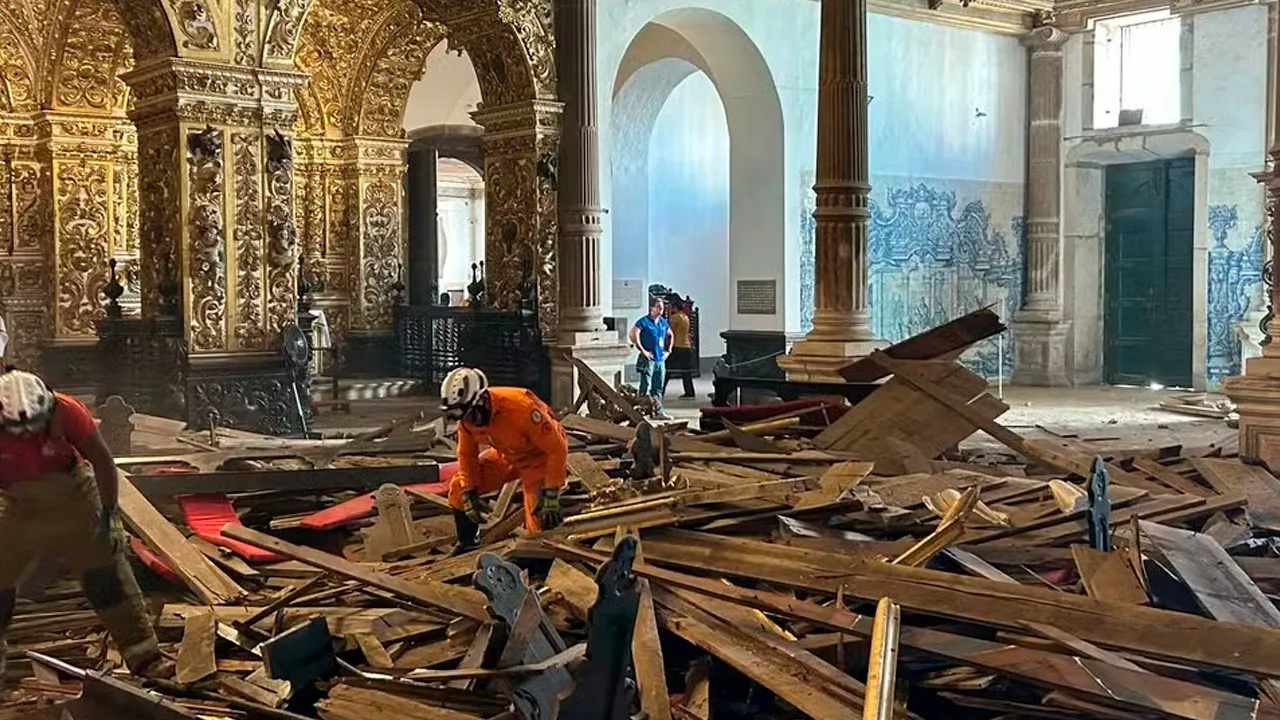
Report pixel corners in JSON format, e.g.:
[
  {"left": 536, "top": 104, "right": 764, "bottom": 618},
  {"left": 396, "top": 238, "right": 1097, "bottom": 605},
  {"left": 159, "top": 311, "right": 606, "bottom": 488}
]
[{"left": 610, "top": 8, "right": 785, "bottom": 362}]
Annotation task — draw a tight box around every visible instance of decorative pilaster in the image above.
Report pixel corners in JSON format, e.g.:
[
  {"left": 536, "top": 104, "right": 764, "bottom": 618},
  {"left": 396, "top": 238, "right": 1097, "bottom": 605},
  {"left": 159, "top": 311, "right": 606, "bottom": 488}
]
[
  {"left": 121, "top": 59, "right": 308, "bottom": 431},
  {"left": 472, "top": 100, "right": 562, "bottom": 334},
  {"left": 1011, "top": 24, "right": 1072, "bottom": 387},
  {"left": 36, "top": 114, "right": 140, "bottom": 389},
  {"left": 549, "top": 0, "right": 628, "bottom": 408},
  {"left": 0, "top": 121, "right": 49, "bottom": 371},
  {"left": 1223, "top": 13, "right": 1280, "bottom": 470},
  {"left": 778, "top": 0, "right": 881, "bottom": 382}
]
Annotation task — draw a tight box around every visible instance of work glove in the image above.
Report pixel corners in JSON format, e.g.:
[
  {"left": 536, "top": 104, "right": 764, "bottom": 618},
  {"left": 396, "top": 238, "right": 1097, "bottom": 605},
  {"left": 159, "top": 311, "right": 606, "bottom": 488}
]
[
  {"left": 96, "top": 505, "right": 124, "bottom": 548},
  {"left": 462, "top": 489, "right": 485, "bottom": 524},
  {"left": 538, "top": 486, "right": 563, "bottom": 531}
]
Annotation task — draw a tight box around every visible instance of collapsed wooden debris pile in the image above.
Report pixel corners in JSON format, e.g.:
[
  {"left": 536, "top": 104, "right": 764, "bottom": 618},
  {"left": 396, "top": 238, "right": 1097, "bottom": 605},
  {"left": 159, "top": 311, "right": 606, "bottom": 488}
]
[{"left": 6, "top": 312, "right": 1280, "bottom": 720}]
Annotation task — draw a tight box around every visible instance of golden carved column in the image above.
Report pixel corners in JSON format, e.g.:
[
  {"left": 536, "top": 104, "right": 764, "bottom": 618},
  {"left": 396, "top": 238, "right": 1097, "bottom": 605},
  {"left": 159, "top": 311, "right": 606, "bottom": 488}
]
[
  {"left": 336, "top": 136, "right": 407, "bottom": 376},
  {"left": 777, "top": 0, "right": 881, "bottom": 382},
  {"left": 122, "top": 59, "right": 307, "bottom": 431},
  {"left": 36, "top": 114, "right": 140, "bottom": 387},
  {"left": 1223, "top": 14, "right": 1280, "bottom": 469},
  {"left": 295, "top": 137, "right": 351, "bottom": 360},
  {"left": 472, "top": 100, "right": 562, "bottom": 334},
  {"left": 0, "top": 121, "right": 48, "bottom": 371}
]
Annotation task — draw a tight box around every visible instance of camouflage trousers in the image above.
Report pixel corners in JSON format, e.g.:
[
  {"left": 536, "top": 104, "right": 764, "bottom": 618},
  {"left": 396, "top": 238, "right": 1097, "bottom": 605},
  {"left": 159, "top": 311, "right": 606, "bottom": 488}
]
[{"left": 0, "top": 464, "right": 159, "bottom": 682}]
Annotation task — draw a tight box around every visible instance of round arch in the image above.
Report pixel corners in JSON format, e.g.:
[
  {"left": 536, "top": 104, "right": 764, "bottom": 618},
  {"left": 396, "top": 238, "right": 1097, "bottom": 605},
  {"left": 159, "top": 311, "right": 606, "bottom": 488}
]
[{"left": 610, "top": 7, "right": 786, "bottom": 343}]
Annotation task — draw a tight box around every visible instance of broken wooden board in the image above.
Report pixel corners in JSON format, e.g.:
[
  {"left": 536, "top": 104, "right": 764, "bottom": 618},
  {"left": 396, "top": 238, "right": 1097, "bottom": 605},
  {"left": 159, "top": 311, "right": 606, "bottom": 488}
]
[
  {"left": 1191, "top": 458, "right": 1280, "bottom": 531},
  {"left": 117, "top": 472, "right": 245, "bottom": 605}
]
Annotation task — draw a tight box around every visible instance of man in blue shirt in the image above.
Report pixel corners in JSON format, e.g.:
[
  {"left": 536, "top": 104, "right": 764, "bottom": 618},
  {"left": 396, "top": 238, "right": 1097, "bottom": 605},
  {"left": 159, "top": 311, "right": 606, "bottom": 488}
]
[{"left": 629, "top": 296, "right": 673, "bottom": 419}]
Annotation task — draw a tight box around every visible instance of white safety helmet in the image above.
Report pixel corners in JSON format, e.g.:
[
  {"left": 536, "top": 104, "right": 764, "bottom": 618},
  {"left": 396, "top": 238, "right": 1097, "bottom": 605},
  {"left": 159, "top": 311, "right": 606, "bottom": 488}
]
[
  {"left": 440, "top": 367, "right": 488, "bottom": 419},
  {"left": 0, "top": 369, "right": 55, "bottom": 435}
]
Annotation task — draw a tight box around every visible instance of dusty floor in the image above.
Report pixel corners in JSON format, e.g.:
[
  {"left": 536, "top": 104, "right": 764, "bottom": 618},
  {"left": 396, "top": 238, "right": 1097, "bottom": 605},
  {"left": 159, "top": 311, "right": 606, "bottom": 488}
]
[{"left": 313, "top": 377, "right": 1237, "bottom": 453}]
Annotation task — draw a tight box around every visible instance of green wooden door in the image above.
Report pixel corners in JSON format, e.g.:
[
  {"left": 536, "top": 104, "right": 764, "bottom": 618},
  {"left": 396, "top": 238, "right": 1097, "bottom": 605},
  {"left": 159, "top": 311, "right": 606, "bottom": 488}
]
[{"left": 1103, "top": 158, "right": 1194, "bottom": 387}]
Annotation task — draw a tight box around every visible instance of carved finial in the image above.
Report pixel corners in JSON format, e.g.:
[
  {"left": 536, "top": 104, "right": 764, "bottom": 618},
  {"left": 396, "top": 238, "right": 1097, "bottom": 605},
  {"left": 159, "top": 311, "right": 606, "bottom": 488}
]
[
  {"left": 467, "top": 262, "right": 486, "bottom": 307},
  {"left": 103, "top": 258, "right": 124, "bottom": 319},
  {"left": 297, "top": 265, "right": 315, "bottom": 314}
]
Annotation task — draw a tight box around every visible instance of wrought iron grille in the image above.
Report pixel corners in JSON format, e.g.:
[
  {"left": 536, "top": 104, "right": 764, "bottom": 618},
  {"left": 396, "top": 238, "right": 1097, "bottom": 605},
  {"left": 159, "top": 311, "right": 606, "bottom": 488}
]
[{"left": 395, "top": 304, "right": 548, "bottom": 399}]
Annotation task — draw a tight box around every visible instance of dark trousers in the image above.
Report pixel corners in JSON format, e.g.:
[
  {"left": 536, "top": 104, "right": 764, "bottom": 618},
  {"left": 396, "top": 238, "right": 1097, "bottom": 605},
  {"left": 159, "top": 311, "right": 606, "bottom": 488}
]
[{"left": 663, "top": 347, "right": 697, "bottom": 397}]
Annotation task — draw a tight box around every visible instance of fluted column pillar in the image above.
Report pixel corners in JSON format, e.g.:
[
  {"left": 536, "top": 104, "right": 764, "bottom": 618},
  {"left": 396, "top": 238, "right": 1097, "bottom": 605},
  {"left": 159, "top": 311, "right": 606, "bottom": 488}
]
[
  {"left": 1223, "top": 12, "right": 1280, "bottom": 470},
  {"left": 778, "top": 0, "right": 881, "bottom": 382},
  {"left": 1011, "top": 24, "right": 1072, "bottom": 386},
  {"left": 549, "top": 0, "right": 628, "bottom": 407}
]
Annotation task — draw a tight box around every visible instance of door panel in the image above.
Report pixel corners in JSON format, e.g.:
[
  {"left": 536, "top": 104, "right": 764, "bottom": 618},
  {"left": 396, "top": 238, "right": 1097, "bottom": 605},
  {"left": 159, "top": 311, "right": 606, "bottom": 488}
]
[{"left": 1103, "top": 158, "right": 1194, "bottom": 387}]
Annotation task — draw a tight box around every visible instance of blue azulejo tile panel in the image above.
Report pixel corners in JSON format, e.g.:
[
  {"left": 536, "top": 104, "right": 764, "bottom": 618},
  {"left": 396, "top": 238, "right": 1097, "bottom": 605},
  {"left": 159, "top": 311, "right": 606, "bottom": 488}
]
[
  {"left": 799, "top": 178, "right": 1025, "bottom": 379},
  {"left": 1206, "top": 203, "right": 1264, "bottom": 384}
]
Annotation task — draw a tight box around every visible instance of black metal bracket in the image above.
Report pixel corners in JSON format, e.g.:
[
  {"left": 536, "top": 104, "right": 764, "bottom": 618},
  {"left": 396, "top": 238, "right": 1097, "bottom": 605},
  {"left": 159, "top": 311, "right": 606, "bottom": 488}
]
[
  {"left": 1087, "top": 456, "right": 1112, "bottom": 551},
  {"left": 560, "top": 535, "right": 641, "bottom": 720}
]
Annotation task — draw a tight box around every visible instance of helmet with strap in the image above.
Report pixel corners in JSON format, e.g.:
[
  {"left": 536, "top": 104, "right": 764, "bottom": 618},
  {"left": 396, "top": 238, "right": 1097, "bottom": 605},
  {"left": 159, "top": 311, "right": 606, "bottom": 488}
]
[
  {"left": 440, "top": 367, "right": 488, "bottom": 420},
  {"left": 0, "top": 369, "right": 55, "bottom": 435}
]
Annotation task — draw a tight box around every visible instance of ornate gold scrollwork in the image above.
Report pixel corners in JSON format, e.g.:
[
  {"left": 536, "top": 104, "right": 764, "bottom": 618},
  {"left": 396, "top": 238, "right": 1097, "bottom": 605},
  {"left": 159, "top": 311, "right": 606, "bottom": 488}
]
[
  {"left": 231, "top": 131, "right": 265, "bottom": 350},
  {"left": 265, "top": 128, "right": 298, "bottom": 343},
  {"left": 232, "top": 0, "right": 258, "bottom": 66},
  {"left": 186, "top": 124, "right": 226, "bottom": 352},
  {"left": 53, "top": 158, "right": 111, "bottom": 336},
  {"left": 357, "top": 176, "right": 400, "bottom": 329},
  {"left": 170, "top": 0, "right": 219, "bottom": 51}
]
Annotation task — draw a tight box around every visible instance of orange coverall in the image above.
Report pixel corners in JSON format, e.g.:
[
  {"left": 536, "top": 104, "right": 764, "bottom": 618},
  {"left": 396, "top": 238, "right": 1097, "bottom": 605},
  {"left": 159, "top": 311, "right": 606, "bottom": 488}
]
[{"left": 447, "top": 387, "right": 568, "bottom": 533}]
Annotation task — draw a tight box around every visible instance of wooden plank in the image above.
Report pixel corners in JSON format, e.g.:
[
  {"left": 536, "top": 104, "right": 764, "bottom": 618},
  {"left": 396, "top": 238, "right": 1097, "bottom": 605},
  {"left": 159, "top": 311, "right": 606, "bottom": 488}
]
[
  {"left": 632, "top": 579, "right": 673, "bottom": 720},
  {"left": 352, "top": 634, "right": 395, "bottom": 669},
  {"left": 1018, "top": 621, "right": 1149, "bottom": 673},
  {"left": 221, "top": 525, "right": 488, "bottom": 622},
  {"left": 1132, "top": 458, "right": 1210, "bottom": 497},
  {"left": 586, "top": 549, "right": 1265, "bottom": 720},
  {"left": 837, "top": 306, "right": 1007, "bottom": 382},
  {"left": 565, "top": 452, "right": 613, "bottom": 493},
  {"left": 1139, "top": 521, "right": 1280, "bottom": 628},
  {"left": 117, "top": 472, "right": 245, "bottom": 604},
  {"left": 175, "top": 612, "right": 218, "bottom": 684},
  {"left": 1069, "top": 545, "right": 1148, "bottom": 604},
  {"left": 616, "top": 529, "right": 1280, "bottom": 678},
  {"left": 867, "top": 352, "right": 1169, "bottom": 495},
  {"left": 1192, "top": 458, "right": 1280, "bottom": 531}
]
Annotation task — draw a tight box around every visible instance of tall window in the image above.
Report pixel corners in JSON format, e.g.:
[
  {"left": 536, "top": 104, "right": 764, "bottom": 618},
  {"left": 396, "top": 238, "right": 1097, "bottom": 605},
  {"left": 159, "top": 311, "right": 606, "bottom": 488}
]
[{"left": 1093, "top": 11, "right": 1182, "bottom": 129}]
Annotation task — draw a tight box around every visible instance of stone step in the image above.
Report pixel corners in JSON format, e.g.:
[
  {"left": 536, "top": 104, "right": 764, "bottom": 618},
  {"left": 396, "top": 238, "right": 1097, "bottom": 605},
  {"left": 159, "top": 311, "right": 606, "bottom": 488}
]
[{"left": 311, "top": 377, "right": 426, "bottom": 402}]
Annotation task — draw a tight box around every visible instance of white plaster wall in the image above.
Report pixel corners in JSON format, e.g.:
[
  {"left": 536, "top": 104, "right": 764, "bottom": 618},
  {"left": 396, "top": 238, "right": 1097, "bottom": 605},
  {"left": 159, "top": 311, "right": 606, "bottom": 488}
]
[
  {"left": 646, "top": 72, "right": 731, "bottom": 356},
  {"left": 599, "top": 0, "right": 819, "bottom": 335},
  {"left": 1061, "top": 5, "right": 1267, "bottom": 389},
  {"left": 403, "top": 41, "right": 482, "bottom": 131}
]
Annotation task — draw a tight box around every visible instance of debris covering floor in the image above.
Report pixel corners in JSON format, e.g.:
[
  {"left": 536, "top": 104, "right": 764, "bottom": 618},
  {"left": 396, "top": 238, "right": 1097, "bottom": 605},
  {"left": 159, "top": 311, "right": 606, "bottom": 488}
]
[{"left": 11, "top": 331, "right": 1277, "bottom": 720}]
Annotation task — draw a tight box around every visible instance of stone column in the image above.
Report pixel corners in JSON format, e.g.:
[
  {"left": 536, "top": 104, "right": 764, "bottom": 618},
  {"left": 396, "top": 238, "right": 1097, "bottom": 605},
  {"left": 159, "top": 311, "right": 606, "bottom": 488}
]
[
  {"left": 122, "top": 59, "right": 307, "bottom": 434},
  {"left": 548, "top": 0, "right": 628, "bottom": 407},
  {"left": 1011, "top": 25, "right": 1072, "bottom": 386},
  {"left": 1223, "top": 14, "right": 1280, "bottom": 469},
  {"left": 778, "top": 0, "right": 881, "bottom": 383},
  {"left": 406, "top": 144, "right": 439, "bottom": 306}
]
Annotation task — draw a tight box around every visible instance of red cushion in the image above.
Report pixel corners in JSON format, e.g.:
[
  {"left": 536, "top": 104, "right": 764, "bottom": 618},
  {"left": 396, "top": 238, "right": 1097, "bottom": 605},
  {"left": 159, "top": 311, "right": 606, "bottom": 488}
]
[
  {"left": 129, "top": 536, "right": 183, "bottom": 586},
  {"left": 298, "top": 462, "right": 456, "bottom": 531},
  {"left": 178, "top": 494, "right": 283, "bottom": 563}
]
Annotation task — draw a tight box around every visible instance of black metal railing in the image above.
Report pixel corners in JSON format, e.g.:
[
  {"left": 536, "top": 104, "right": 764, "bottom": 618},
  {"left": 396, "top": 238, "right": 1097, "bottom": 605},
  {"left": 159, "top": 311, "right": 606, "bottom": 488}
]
[{"left": 395, "top": 304, "right": 549, "bottom": 400}]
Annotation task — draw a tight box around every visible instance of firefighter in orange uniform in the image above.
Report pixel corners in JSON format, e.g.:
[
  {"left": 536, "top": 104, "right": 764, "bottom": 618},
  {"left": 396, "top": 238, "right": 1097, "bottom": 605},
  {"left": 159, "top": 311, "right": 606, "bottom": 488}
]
[{"left": 440, "top": 367, "right": 567, "bottom": 551}]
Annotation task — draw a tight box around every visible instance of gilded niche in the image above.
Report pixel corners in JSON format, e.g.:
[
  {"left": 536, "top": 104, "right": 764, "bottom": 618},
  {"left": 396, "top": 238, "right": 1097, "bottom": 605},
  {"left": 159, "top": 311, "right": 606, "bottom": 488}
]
[
  {"left": 53, "top": 159, "right": 111, "bottom": 336},
  {"left": 231, "top": 132, "right": 265, "bottom": 350},
  {"left": 186, "top": 125, "right": 227, "bottom": 352},
  {"left": 265, "top": 128, "right": 297, "bottom": 343}
]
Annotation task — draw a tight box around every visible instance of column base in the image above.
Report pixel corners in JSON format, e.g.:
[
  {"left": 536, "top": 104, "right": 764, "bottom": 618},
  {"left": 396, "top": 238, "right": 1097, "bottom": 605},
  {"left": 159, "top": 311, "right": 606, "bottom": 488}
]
[
  {"left": 342, "top": 330, "right": 399, "bottom": 378},
  {"left": 1222, "top": 354, "right": 1280, "bottom": 471},
  {"left": 550, "top": 331, "right": 631, "bottom": 409},
  {"left": 1010, "top": 318, "right": 1072, "bottom": 386},
  {"left": 39, "top": 338, "right": 99, "bottom": 396},
  {"left": 186, "top": 353, "right": 308, "bottom": 437},
  {"left": 777, "top": 337, "right": 883, "bottom": 383}
]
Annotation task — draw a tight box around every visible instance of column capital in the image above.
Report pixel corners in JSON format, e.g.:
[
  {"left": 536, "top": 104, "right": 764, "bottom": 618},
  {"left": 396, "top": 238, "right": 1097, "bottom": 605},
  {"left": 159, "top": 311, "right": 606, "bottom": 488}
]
[
  {"left": 1024, "top": 23, "right": 1070, "bottom": 51},
  {"left": 122, "top": 58, "right": 305, "bottom": 130}
]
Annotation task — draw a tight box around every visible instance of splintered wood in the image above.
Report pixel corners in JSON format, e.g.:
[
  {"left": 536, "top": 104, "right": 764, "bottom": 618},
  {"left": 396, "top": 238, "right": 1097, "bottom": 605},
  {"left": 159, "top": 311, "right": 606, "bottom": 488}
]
[{"left": 9, "top": 307, "right": 1280, "bottom": 720}]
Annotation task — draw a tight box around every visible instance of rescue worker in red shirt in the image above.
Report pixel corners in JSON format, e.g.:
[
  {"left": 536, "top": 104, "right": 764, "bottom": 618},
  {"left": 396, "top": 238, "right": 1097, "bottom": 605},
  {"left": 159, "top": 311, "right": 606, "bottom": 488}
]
[
  {"left": 0, "top": 369, "right": 173, "bottom": 684},
  {"left": 440, "top": 368, "right": 567, "bottom": 552}
]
